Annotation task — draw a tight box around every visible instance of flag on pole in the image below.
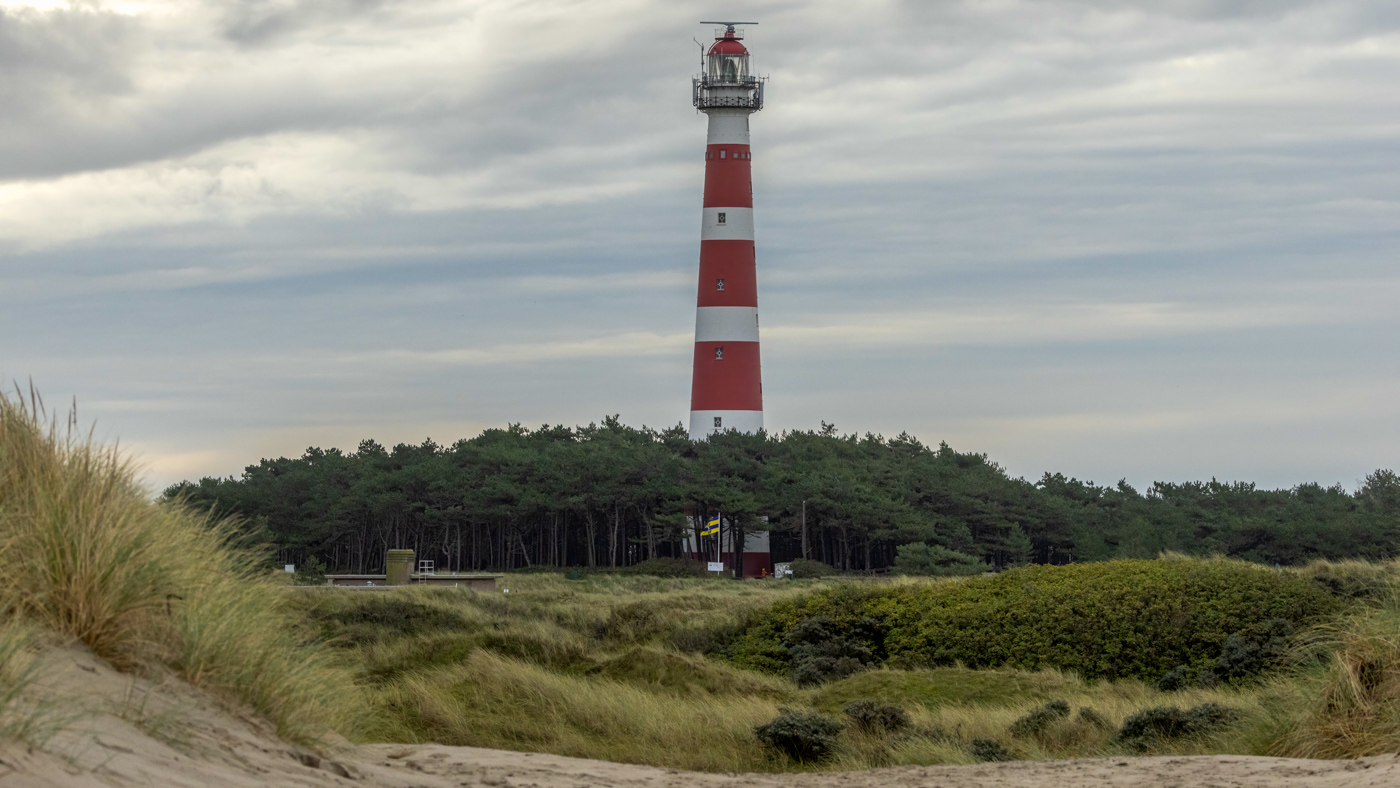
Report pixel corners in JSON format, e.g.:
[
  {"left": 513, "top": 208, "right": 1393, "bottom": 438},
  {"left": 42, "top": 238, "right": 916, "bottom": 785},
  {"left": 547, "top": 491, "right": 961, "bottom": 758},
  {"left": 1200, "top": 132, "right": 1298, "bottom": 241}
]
[{"left": 701, "top": 516, "right": 720, "bottom": 536}]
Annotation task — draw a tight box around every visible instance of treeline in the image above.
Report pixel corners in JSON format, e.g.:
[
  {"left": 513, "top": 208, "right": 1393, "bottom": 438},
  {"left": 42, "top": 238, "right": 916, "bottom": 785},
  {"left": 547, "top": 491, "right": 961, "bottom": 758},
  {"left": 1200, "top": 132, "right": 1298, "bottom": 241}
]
[{"left": 165, "top": 417, "right": 1400, "bottom": 574}]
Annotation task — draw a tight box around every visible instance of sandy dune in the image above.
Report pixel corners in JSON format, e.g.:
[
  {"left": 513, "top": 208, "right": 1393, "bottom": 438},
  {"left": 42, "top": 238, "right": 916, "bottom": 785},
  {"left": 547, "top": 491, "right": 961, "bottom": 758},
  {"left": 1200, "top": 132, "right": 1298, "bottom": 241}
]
[{"left": 3, "top": 646, "right": 1398, "bottom": 788}]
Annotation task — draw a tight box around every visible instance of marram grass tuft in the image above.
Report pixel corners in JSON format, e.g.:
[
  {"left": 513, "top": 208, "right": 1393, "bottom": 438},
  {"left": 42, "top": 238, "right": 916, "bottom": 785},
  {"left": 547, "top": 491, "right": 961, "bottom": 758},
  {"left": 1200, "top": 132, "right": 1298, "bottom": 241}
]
[{"left": 0, "top": 389, "right": 365, "bottom": 744}]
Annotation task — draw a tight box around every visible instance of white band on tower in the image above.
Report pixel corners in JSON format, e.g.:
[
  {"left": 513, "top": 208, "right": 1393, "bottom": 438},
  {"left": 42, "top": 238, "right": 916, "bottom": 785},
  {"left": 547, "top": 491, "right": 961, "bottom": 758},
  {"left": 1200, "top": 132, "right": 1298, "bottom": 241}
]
[
  {"left": 690, "top": 409, "right": 764, "bottom": 438},
  {"left": 706, "top": 113, "right": 751, "bottom": 145},
  {"left": 700, "top": 207, "right": 754, "bottom": 241},
  {"left": 695, "top": 306, "right": 760, "bottom": 342}
]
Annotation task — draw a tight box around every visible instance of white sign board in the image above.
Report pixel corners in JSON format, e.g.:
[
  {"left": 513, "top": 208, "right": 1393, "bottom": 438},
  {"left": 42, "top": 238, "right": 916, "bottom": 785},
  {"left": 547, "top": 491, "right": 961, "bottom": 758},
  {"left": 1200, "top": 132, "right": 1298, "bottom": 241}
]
[
  {"left": 708, "top": 562, "right": 725, "bottom": 572},
  {"left": 284, "top": 564, "right": 295, "bottom": 573},
  {"left": 774, "top": 562, "right": 792, "bottom": 579}
]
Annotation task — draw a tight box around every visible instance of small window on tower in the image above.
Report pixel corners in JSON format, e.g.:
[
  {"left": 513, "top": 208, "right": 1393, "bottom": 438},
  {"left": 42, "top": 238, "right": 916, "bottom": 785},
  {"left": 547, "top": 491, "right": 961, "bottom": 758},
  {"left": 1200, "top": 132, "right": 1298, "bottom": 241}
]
[
  {"left": 720, "top": 150, "right": 726, "bottom": 159},
  {"left": 717, "top": 212, "right": 726, "bottom": 225},
  {"left": 714, "top": 416, "right": 722, "bottom": 429},
  {"left": 716, "top": 278, "right": 725, "bottom": 290},
  {"left": 715, "top": 346, "right": 724, "bottom": 360}
]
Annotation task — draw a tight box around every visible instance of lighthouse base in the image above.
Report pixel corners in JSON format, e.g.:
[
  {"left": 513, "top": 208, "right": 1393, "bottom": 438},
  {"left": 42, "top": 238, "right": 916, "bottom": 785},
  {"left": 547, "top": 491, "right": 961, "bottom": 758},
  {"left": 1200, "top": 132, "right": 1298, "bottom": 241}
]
[{"left": 689, "top": 409, "right": 764, "bottom": 441}]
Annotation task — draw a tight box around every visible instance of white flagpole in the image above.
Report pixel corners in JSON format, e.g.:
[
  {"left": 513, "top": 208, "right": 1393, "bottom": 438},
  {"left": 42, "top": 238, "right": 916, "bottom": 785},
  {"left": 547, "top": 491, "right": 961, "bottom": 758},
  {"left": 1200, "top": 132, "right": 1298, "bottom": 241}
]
[{"left": 716, "top": 511, "right": 722, "bottom": 568}]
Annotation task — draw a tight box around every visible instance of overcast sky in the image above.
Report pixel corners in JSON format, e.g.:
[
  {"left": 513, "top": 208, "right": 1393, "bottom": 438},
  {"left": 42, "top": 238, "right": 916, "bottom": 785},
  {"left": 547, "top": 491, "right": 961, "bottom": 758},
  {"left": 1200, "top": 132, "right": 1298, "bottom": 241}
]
[{"left": 2, "top": 0, "right": 1397, "bottom": 493}]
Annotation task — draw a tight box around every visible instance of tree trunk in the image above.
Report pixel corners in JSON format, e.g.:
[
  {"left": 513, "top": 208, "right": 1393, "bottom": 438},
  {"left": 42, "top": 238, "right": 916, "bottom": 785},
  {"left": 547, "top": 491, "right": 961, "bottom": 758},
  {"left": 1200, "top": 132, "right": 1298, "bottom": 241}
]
[
  {"left": 733, "top": 517, "right": 745, "bottom": 580},
  {"left": 610, "top": 503, "right": 620, "bottom": 568},
  {"left": 801, "top": 500, "right": 808, "bottom": 559},
  {"left": 584, "top": 511, "right": 597, "bottom": 567}
]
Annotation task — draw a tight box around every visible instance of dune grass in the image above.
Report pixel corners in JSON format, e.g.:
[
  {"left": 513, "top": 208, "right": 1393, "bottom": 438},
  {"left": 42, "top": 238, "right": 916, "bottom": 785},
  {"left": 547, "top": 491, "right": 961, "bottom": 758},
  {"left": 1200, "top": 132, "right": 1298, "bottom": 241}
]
[
  {"left": 1272, "top": 591, "right": 1400, "bottom": 757},
  {"left": 0, "top": 621, "right": 74, "bottom": 747},
  {"left": 289, "top": 566, "right": 1400, "bottom": 771},
  {"left": 377, "top": 649, "right": 789, "bottom": 771},
  {"left": 0, "top": 390, "right": 364, "bottom": 745}
]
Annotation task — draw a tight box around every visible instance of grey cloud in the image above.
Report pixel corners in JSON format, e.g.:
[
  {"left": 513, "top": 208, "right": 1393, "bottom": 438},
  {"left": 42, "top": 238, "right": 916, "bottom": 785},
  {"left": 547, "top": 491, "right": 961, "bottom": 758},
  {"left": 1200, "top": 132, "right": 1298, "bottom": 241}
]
[
  {"left": 1, "top": 0, "right": 1398, "bottom": 491},
  {"left": 0, "top": 6, "right": 134, "bottom": 86},
  {"left": 219, "top": 0, "right": 398, "bottom": 45}
]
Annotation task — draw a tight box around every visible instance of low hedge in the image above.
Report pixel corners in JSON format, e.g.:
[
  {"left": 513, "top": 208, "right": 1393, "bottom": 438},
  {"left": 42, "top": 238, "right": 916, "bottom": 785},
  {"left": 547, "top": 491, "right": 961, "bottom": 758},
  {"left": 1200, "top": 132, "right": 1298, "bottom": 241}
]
[{"left": 726, "top": 559, "right": 1342, "bottom": 681}]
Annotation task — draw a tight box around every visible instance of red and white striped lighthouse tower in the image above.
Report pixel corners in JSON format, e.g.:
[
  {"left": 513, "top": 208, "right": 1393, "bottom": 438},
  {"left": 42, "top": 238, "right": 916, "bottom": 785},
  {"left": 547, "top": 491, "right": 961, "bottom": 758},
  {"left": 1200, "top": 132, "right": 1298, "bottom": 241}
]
[{"left": 689, "top": 22, "right": 766, "bottom": 440}]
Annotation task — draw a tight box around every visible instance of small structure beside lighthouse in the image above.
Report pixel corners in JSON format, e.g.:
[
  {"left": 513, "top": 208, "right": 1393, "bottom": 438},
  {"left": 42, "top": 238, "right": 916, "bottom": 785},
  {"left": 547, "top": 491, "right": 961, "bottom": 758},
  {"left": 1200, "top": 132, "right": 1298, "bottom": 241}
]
[{"left": 688, "top": 22, "right": 766, "bottom": 441}]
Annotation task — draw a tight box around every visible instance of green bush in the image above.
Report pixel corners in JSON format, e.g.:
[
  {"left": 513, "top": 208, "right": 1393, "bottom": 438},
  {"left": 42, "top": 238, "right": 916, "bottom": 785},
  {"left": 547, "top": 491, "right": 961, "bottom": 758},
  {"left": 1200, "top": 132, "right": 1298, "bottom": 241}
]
[
  {"left": 1213, "top": 618, "right": 1293, "bottom": 682},
  {"left": 1077, "top": 707, "right": 1110, "bottom": 730},
  {"left": 970, "top": 738, "right": 1012, "bottom": 761},
  {"left": 782, "top": 616, "right": 876, "bottom": 687},
  {"left": 1114, "top": 703, "right": 1238, "bottom": 750},
  {"left": 753, "top": 709, "right": 842, "bottom": 762},
  {"left": 293, "top": 556, "right": 326, "bottom": 586},
  {"left": 1009, "top": 699, "right": 1070, "bottom": 737},
  {"left": 788, "top": 559, "right": 836, "bottom": 579},
  {"left": 727, "top": 559, "right": 1342, "bottom": 681},
  {"left": 1157, "top": 664, "right": 1193, "bottom": 691},
  {"left": 893, "top": 543, "right": 989, "bottom": 576},
  {"left": 620, "top": 558, "right": 711, "bottom": 578},
  {"left": 843, "top": 699, "right": 909, "bottom": 733}
]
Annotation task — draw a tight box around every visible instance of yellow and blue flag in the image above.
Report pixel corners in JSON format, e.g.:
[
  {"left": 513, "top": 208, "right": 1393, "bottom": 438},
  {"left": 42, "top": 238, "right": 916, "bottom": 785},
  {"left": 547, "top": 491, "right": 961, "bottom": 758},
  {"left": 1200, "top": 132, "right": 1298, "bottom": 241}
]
[{"left": 701, "top": 516, "right": 720, "bottom": 536}]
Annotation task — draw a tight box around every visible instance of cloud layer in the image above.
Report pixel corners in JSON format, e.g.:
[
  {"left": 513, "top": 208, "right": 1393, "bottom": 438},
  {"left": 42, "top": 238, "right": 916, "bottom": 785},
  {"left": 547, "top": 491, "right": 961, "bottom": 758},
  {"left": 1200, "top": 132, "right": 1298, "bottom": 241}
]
[{"left": 2, "top": 0, "right": 1398, "bottom": 491}]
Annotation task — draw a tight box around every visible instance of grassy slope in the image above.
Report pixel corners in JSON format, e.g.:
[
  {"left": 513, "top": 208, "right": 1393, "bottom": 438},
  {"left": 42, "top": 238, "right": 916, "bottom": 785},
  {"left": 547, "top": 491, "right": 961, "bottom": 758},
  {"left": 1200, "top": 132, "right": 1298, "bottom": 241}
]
[{"left": 288, "top": 564, "right": 1400, "bottom": 772}]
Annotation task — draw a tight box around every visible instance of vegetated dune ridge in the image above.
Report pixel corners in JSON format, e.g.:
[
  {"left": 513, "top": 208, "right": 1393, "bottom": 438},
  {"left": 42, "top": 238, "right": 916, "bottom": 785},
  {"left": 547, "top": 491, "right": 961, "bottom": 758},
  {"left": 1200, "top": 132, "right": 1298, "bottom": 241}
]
[{"left": 3, "top": 645, "right": 1397, "bottom": 788}]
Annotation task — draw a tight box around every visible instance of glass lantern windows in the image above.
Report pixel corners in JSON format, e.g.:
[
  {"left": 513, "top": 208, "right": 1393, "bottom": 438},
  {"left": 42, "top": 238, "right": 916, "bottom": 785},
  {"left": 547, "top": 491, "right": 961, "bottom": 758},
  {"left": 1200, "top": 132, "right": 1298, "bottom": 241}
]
[{"left": 707, "top": 53, "right": 749, "bottom": 83}]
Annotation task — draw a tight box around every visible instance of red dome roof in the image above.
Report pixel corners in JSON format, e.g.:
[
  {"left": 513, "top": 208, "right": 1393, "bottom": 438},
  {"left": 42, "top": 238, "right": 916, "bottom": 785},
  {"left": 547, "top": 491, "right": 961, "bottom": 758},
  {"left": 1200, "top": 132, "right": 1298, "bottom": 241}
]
[{"left": 708, "top": 32, "right": 748, "bottom": 56}]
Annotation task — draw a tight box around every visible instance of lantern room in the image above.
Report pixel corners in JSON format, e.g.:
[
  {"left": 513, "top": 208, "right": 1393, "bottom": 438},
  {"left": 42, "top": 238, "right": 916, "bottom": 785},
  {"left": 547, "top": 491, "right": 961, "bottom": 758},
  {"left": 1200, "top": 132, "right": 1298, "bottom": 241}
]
[
  {"left": 706, "top": 26, "right": 750, "bottom": 83},
  {"left": 693, "top": 22, "right": 764, "bottom": 111}
]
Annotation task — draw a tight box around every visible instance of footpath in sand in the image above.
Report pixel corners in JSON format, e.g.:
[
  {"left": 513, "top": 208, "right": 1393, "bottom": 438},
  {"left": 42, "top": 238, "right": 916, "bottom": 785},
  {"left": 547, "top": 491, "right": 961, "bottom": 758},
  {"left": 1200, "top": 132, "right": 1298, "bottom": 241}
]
[{"left": 3, "top": 646, "right": 1398, "bottom": 788}]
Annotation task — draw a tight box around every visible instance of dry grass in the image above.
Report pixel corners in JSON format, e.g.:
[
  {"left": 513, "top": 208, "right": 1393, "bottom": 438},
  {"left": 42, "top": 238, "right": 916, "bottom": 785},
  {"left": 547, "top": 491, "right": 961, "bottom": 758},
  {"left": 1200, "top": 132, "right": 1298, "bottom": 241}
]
[
  {"left": 0, "top": 389, "right": 364, "bottom": 744},
  {"left": 1273, "top": 589, "right": 1400, "bottom": 758},
  {"left": 376, "top": 648, "right": 789, "bottom": 771},
  {"left": 0, "top": 621, "right": 74, "bottom": 746}
]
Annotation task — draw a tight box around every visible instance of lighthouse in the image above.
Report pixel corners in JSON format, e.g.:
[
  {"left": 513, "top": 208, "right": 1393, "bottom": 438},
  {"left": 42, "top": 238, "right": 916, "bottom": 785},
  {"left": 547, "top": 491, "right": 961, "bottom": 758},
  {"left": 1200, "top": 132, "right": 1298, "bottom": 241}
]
[{"left": 688, "top": 22, "right": 766, "bottom": 441}]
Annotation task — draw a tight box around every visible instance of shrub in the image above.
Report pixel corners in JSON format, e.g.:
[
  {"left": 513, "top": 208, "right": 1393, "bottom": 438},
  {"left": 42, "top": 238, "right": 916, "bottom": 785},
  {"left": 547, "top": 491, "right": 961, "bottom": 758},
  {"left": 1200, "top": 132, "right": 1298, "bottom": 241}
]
[
  {"left": 970, "top": 738, "right": 1012, "bottom": 762},
  {"left": 1114, "top": 703, "right": 1238, "bottom": 750},
  {"left": 620, "top": 558, "right": 711, "bottom": 578},
  {"left": 788, "top": 559, "right": 836, "bottom": 579},
  {"left": 1077, "top": 707, "right": 1111, "bottom": 730},
  {"left": 843, "top": 699, "right": 909, "bottom": 733},
  {"left": 1009, "top": 699, "right": 1070, "bottom": 737},
  {"left": 754, "top": 709, "right": 842, "bottom": 762},
  {"left": 1214, "top": 619, "right": 1293, "bottom": 683},
  {"left": 293, "top": 556, "right": 326, "bottom": 586},
  {"left": 782, "top": 616, "right": 876, "bottom": 686},
  {"left": 1157, "top": 665, "right": 1192, "bottom": 692},
  {"left": 729, "top": 559, "right": 1341, "bottom": 680},
  {"left": 893, "top": 543, "right": 989, "bottom": 577}
]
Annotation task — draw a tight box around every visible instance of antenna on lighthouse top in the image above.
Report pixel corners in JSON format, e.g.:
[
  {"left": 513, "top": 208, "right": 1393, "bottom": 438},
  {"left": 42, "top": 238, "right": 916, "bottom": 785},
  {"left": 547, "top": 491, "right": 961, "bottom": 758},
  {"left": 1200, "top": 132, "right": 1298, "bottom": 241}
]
[{"left": 700, "top": 20, "right": 757, "bottom": 35}]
